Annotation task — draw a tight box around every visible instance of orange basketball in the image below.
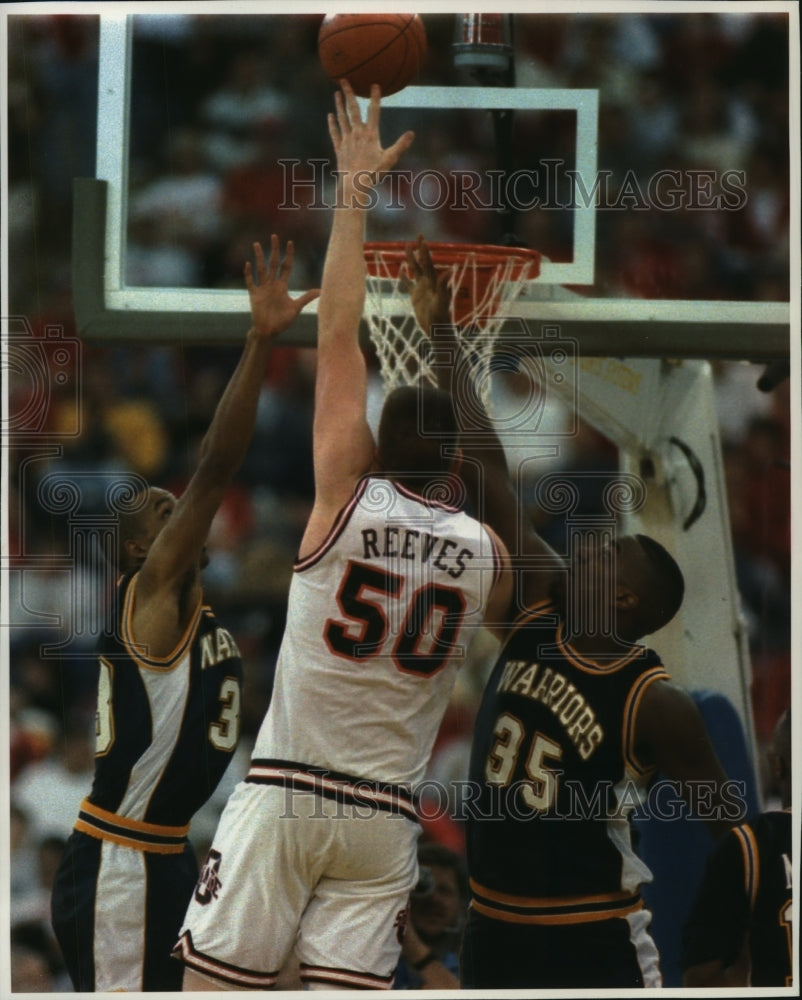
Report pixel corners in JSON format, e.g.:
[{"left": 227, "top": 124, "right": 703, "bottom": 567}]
[{"left": 318, "top": 14, "right": 426, "bottom": 98}]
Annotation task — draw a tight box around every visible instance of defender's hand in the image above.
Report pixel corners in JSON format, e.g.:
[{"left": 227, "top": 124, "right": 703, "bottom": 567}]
[
  {"left": 405, "top": 235, "right": 453, "bottom": 333},
  {"left": 245, "top": 236, "right": 320, "bottom": 339}
]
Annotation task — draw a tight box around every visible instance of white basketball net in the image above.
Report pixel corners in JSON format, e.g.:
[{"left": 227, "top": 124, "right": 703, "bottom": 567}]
[{"left": 363, "top": 248, "right": 538, "bottom": 407}]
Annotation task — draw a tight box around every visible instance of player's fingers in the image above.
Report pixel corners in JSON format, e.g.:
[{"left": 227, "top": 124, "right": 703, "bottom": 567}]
[
  {"left": 367, "top": 83, "right": 381, "bottom": 130},
  {"left": 253, "top": 242, "right": 267, "bottom": 283},
  {"left": 405, "top": 243, "right": 423, "bottom": 278},
  {"left": 379, "top": 130, "right": 414, "bottom": 173},
  {"left": 334, "top": 89, "right": 350, "bottom": 135},
  {"left": 341, "top": 79, "right": 362, "bottom": 127},
  {"left": 244, "top": 259, "right": 255, "bottom": 291},
  {"left": 280, "top": 239, "right": 295, "bottom": 281},
  {"left": 266, "top": 234, "right": 280, "bottom": 280},
  {"left": 327, "top": 113, "right": 341, "bottom": 150},
  {"left": 417, "top": 235, "right": 437, "bottom": 281},
  {"left": 294, "top": 288, "right": 322, "bottom": 310}
]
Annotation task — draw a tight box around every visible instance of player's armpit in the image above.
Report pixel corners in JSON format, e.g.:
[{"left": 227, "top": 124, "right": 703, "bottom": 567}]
[{"left": 634, "top": 678, "right": 736, "bottom": 840}]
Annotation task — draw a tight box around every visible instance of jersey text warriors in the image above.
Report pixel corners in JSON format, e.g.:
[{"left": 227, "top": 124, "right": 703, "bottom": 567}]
[{"left": 461, "top": 598, "right": 669, "bottom": 988}]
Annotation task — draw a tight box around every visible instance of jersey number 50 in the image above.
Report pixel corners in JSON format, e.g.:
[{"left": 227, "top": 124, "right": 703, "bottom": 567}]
[{"left": 324, "top": 560, "right": 467, "bottom": 677}]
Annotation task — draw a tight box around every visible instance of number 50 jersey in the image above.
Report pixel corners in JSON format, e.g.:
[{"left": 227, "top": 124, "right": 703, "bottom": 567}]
[{"left": 254, "top": 476, "right": 503, "bottom": 789}]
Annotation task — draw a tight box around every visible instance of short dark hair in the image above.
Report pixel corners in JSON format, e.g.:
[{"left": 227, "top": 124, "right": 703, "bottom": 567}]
[
  {"left": 636, "top": 534, "right": 685, "bottom": 631},
  {"left": 417, "top": 842, "right": 468, "bottom": 903},
  {"left": 377, "top": 385, "right": 458, "bottom": 478}
]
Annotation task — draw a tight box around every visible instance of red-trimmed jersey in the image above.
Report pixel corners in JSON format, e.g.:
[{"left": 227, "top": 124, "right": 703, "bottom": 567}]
[
  {"left": 253, "top": 476, "right": 503, "bottom": 787},
  {"left": 467, "top": 600, "right": 670, "bottom": 923}
]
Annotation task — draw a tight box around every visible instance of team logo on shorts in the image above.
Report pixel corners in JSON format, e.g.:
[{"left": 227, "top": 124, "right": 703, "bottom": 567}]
[
  {"left": 394, "top": 905, "right": 409, "bottom": 944},
  {"left": 194, "top": 849, "right": 223, "bottom": 905}
]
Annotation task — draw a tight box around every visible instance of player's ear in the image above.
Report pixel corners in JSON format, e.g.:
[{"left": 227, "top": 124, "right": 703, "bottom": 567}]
[
  {"left": 125, "top": 537, "right": 148, "bottom": 561},
  {"left": 615, "top": 586, "right": 638, "bottom": 611}
]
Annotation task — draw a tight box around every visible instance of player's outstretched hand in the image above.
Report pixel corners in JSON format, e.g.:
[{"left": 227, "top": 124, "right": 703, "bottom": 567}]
[
  {"left": 327, "top": 80, "right": 414, "bottom": 193},
  {"left": 405, "top": 235, "right": 453, "bottom": 333},
  {"left": 245, "top": 236, "right": 320, "bottom": 339}
]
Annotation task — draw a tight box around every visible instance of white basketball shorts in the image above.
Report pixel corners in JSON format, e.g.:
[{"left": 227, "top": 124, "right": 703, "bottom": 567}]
[{"left": 174, "top": 776, "right": 421, "bottom": 989}]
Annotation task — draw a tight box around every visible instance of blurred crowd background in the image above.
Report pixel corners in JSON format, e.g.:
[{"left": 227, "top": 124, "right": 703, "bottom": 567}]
[{"left": 7, "top": 11, "right": 791, "bottom": 990}]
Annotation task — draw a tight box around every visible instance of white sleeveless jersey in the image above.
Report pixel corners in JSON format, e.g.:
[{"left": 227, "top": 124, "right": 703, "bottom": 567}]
[{"left": 253, "top": 477, "right": 502, "bottom": 788}]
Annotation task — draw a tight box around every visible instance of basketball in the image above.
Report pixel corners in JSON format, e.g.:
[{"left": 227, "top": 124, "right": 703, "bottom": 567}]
[{"left": 318, "top": 14, "right": 426, "bottom": 98}]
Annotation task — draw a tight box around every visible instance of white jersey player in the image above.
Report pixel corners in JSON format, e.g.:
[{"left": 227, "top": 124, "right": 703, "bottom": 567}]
[
  {"left": 258, "top": 473, "right": 505, "bottom": 789},
  {"left": 174, "top": 83, "right": 511, "bottom": 990}
]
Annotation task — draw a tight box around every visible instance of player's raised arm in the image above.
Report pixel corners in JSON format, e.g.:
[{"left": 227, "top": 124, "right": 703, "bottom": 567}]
[
  {"left": 300, "top": 82, "right": 414, "bottom": 557},
  {"left": 133, "top": 237, "right": 319, "bottom": 651},
  {"left": 405, "top": 235, "right": 563, "bottom": 608},
  {"left": 634, "top": 678, "right": 738, "bottom": 842}
]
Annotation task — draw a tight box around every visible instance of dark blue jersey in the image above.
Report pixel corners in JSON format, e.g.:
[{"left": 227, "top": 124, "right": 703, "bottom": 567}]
[
  {"left": 682, "top": 811, "right": 793, "bottom": 986},
  {"left": 78, "top": 572, "right": 243, "bottom": 844},
  {"left": 53, "top": 572, "right": 244, "bottom": 990},
  {"left": 467, "top": 600, "right": 669, "bottom": 924}
]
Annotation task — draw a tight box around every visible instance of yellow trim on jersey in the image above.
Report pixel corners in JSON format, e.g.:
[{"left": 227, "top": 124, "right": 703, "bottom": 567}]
[
  {"left": 120, "top": 574, "right": 203, "bottom": 671},
  {"left": 470, "top": 878, "right": 640, "bottom": 909},
  {"left": 74, "top": 820, "right": 186, "bottom": 854},
  {"left": 75, "top": 798, "right": 189, "bottom": 854},
  {"left": 470, "top": 898, "right": 644, "bottom": 925},
  {"left": 499, "top": 600, "right": 558, "bottom": 654},
  {"left": 733, "top": 823, "right": 759, "bottom": 911},
  {"left": 501, "top": 600, "right": 648, "bottom": 676},
  {"left": 556, "top": 622, "right": 644, "bottom": 674},
  {"left": 469, "top": 879, "right": 644, "bottom": 925},
  {"left": 78, "top": 798, "right": 190, "bottom": 836},
  {"left": 621, "top": 666, "right": 671, "bottom": 777}
]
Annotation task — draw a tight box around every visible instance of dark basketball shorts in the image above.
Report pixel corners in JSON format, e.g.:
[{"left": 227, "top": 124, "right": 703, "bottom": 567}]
[{"left": 460, "top": 902, "right": 661, "bottom": 989}]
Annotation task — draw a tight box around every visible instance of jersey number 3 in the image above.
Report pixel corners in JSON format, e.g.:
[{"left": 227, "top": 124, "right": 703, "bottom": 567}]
[
  {"left": 324, "top": 560, "right": 467, "bottom": 677},
  {"left": 95, "top": 661, "right": 240, "bottom": 754}
]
